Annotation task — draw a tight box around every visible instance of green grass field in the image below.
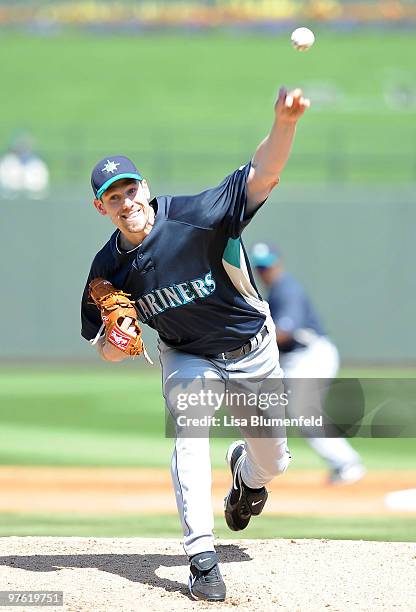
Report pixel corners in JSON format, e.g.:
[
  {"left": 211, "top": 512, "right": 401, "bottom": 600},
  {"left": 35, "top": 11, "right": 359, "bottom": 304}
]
[
  {"left": 1, "top": 513, "right": 415, "bottom": 542},
  {"left": 0, "top": 365, "right": 415, "bottom": 470},
  {"left": 0, "top": 365, "right": 415, "bottom": 540},
  {"left": 2, "top": 31, "right": 416, "bottom": 184}
]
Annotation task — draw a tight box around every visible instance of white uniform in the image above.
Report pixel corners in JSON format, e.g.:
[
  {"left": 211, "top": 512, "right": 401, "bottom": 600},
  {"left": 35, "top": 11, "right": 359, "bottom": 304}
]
[
  {"left": 260, "top": 268, "right": 364, "bottom": 475},
  {"left": 279, "top": 335, "right": 361, "bottom": 470}
]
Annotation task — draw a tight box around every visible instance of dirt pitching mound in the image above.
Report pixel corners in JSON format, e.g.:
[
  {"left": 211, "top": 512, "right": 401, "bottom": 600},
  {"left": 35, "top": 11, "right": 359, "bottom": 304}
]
[{"left": 0, "top": 538, "right": 414, "bottom": 611}]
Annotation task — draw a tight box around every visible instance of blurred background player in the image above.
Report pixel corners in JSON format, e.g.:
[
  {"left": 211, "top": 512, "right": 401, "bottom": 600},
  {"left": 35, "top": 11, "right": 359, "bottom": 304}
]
[
  {"left": 0, "top": 132, "right": 49, "bottom": 200},
  {"left": 251, "top": 242, "right": 366, "bottom": 485}
]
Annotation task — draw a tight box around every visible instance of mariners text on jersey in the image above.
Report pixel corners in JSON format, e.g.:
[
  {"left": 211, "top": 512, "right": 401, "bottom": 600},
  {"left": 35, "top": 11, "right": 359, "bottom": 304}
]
[
  {"left": 81, "top": 163, "right": 271, "bottom": 355},
  {"left": 136, "top": 272, "right": 216, "bottom": 322}
]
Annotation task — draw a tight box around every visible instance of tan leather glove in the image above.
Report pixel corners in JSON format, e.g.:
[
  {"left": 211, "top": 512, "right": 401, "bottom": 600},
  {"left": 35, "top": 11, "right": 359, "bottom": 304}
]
[{"left": 89, "top": 278, "right": 144, "bottom": 357}]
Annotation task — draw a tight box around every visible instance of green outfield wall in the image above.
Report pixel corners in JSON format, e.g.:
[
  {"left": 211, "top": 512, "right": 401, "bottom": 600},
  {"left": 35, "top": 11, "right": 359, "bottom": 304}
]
[
  {"left": 2, "top": 181, "right": 414, "bottom": 363},
  {"left": 2, "top": 30, "right": 415, "bottom": 362}
]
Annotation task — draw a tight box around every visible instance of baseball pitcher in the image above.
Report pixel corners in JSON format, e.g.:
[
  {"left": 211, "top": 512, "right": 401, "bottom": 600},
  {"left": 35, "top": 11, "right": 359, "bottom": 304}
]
[{"left": 81, "top": 87, "right": 309, "bottom": 602}]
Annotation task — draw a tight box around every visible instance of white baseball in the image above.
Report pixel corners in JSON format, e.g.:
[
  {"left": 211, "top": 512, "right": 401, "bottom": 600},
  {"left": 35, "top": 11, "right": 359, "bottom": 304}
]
[{"left": 291, "top": 27, "right": 315, "bottom": 51}]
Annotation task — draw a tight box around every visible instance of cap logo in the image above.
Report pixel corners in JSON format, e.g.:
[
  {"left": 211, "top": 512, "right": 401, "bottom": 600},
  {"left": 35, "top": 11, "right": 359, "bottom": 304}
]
[{"left": 102, "top": 160, "right": 120, "bottom": 174}]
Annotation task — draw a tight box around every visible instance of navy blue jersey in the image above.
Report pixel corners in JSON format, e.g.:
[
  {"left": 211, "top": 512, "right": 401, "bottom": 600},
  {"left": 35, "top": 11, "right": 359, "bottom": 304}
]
[
  {"left": 81, "top": 163, "right": 271, "bottom": 355},
  {"left": 268, "top": 272, "right": 325, "bottom": 352}
]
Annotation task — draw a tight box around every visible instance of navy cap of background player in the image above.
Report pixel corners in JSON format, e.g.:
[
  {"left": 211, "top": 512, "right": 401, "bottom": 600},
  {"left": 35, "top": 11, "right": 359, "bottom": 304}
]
[
  {"left": 91, "top": 155, "right": 143, "bottom": 200},
  {"left": 251, "top": 243, "right": 280, "bottom": 268}
]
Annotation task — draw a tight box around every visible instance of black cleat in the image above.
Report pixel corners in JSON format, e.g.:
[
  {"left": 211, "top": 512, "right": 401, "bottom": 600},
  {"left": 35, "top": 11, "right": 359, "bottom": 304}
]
[
  {"left": 224, "top": 440, "right": 268, "bottom": 531},
  {"left": 188, "top": 551, "right": 226, "bottom": 601}
]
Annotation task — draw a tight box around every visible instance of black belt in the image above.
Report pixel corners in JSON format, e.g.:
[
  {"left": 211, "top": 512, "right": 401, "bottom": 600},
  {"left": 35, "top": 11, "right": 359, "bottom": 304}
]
[{"left": 210, "top": 326, "right": 268, "bottom": 361}]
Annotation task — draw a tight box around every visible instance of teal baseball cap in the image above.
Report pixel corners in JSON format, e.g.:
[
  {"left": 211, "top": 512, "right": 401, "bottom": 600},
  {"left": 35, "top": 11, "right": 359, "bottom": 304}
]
[{"left": 251, "top": 243, "right": 280, "bottom": 268}]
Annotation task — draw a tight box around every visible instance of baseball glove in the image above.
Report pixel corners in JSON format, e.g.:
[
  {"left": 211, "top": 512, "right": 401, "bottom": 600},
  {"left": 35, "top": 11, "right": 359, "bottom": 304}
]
[{"left": 89, "top": 278, "right": 147, "bottom": 359}]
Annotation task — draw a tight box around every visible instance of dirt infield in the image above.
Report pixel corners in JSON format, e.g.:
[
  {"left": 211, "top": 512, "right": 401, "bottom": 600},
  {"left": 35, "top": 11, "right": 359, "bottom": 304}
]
[
  {"left": 0, "top": 537, "right": 415, "bottom": 611},
  {"left": 0, "top": 466, "right": 415, "bottom": 515}
]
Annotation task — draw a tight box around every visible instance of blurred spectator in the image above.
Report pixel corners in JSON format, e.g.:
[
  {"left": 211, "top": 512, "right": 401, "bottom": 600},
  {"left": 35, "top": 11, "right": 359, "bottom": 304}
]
[
  {"left": 251, "top": 242, "right": 366, "bottom": 485},
  {"left": 0, "top": 132, "right": 49, "bottom": 199}
]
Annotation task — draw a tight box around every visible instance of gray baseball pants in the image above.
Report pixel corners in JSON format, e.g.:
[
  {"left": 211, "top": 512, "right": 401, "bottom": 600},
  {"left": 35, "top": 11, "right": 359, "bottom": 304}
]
[{"left": 159, "top": 319, "right": 291, "bottom": 558}]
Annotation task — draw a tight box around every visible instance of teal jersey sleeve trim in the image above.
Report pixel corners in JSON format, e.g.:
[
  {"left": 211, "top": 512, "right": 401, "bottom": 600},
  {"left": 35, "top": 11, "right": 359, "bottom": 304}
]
[
  {"left": 223, "top": 237, "right": 241, "bottom": 268},
  {"left": 96, "top": 173, "right": 143, "bottom": 199}
]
